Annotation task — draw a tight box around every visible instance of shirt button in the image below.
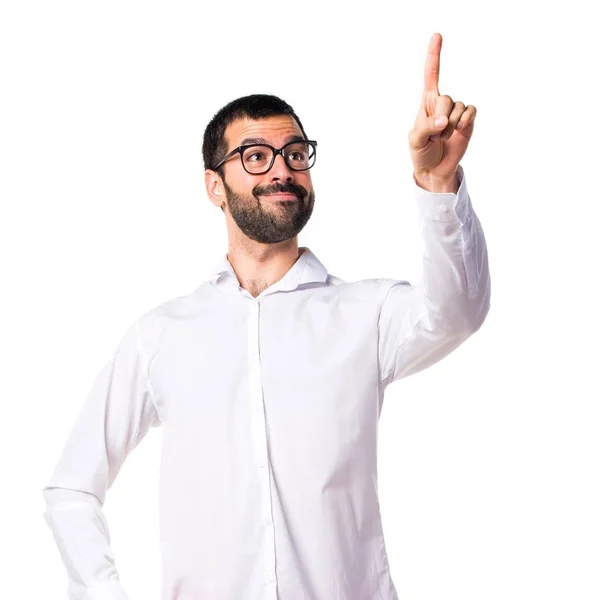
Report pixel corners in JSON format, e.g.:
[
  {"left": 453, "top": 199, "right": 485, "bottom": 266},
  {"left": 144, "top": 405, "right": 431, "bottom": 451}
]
[
  {"left": 436, "top": 203, "right": 448, "bottom": 213},
  {"left": 264, "top": 517, "right": 272, "bottom": 527},
  {"left": 266, "top": 574, "right": 276, "bottom": 583},
  {"left": 259, "top": 460, "right": 266, "bottom": 468}
]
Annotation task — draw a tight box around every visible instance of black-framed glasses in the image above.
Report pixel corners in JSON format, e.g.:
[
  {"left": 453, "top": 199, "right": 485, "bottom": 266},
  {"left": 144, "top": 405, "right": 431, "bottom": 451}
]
[{"left": 213, "top": 140, "right": 317, "bottom": 175}]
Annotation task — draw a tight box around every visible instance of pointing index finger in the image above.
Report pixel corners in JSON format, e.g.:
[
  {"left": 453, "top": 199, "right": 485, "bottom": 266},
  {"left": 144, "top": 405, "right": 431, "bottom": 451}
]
[{"left": 424, "top": 33, "right": 442, "bottom": 94}]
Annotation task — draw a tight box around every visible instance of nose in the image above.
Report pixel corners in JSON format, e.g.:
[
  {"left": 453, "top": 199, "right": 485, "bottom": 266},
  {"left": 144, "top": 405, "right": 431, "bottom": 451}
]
[{"left": 268, "top": 152, "right": 295, "bottom": 182}]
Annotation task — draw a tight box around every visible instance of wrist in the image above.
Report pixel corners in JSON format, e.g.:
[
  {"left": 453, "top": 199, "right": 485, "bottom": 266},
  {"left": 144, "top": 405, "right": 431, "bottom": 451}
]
[{"left": 413, "top": 170, "right": 459, "bottom": 194}]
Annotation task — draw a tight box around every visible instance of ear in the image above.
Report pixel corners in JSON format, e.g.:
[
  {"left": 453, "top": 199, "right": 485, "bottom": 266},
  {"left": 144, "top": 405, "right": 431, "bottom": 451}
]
[{"left": 205, "top": 169, "right": 225, "bottom": 209}]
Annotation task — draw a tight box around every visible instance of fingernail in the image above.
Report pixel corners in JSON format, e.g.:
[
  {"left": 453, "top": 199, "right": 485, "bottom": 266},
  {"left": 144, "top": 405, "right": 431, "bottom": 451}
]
[{"left": 434, "top": 116, "right": 447, "bottom": 128}]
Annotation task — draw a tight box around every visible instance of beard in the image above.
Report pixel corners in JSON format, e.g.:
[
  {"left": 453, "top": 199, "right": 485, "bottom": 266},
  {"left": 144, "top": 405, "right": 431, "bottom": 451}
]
[{"left": 221, "top": 178, "right": 315, "bottom": 244}]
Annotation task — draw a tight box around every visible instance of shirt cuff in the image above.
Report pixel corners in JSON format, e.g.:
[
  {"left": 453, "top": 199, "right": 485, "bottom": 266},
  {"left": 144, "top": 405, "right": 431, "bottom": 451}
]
[{"left": 413, "top": 164, "right": 470, "bottom": 223}]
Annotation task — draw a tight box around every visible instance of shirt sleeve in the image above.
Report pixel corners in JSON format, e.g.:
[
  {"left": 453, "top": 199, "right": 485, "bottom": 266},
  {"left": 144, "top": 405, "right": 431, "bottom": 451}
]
[
  {"left": 378, "top": 164, "right": 491, "bottom": 387},
  {"left": 42, "top": 318, "right": 161, "bottom": 600}
]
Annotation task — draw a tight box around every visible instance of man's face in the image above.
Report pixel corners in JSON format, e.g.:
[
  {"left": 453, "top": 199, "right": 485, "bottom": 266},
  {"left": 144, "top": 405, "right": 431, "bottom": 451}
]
[{"left": 217, "top": 115, "right": 315, "bottom": 244}]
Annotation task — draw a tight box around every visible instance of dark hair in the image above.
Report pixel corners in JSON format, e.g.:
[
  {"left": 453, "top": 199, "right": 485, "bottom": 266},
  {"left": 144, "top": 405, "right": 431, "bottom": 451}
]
[{"left": 202, "top": 94, "right": 309, "bottom": 179}]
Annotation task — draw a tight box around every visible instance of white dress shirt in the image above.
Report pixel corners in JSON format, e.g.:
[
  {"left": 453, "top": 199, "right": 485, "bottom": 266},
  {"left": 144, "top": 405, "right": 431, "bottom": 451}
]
[{"left": 42, "top": 164, "right": 491, "bottom": 600}]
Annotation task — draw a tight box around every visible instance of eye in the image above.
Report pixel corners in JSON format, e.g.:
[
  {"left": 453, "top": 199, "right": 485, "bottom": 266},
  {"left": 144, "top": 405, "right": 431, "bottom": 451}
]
[{"left": 247, "top": 151, "right": 266, "bottom": 162}]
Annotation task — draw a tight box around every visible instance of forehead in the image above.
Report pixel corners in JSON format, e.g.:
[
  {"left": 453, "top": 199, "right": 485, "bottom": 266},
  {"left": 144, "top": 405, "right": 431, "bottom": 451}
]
[{"left": 225, "top": 115, "right": 304, "bottom": 149}]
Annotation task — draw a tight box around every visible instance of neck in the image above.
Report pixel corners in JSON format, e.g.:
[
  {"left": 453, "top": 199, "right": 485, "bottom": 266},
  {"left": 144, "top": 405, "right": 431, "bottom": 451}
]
[{"left": 226, "top": 239, "right": 304, "bottom": 296}]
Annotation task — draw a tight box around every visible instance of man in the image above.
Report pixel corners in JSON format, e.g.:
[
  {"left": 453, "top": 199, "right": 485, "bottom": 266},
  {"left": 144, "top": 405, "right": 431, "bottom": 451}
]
[{"left": 42, "top": 33, "right": 490, "bottom": 600}]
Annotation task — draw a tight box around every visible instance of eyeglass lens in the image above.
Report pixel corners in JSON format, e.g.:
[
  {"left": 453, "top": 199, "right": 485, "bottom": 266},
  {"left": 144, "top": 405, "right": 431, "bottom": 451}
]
[{"left": 242, "top": 143, "right": 315, "bottom": 173}]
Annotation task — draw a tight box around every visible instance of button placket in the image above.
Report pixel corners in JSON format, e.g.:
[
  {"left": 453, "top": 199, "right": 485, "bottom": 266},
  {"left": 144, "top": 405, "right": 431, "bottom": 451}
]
[{"left": 247, "top": 299, "right": 278, "bottom": 595}]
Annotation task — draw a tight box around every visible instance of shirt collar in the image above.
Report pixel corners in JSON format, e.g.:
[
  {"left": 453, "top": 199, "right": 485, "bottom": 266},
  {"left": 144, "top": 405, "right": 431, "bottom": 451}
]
[{"left": 207, "top": 246, "right": 329, "bottom": 293}]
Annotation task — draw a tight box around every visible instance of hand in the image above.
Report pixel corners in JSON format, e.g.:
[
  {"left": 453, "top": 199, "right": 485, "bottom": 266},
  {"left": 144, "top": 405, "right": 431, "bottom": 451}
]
[{"left": 409, "top": 33, "right": 477, "bottom": 186}]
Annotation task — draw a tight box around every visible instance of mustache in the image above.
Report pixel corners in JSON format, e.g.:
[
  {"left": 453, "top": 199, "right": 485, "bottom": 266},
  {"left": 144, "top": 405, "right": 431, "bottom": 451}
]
[{"left": 255, "top": 182, "right": 307, "bottom": 198}]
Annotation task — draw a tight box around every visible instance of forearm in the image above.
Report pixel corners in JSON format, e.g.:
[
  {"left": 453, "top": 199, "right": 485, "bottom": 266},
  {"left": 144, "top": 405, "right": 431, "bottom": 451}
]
[
  {"left": 414, "top": 165, "right": 490, "bottom": 334},
  {"left": 43, "top": 488, "right": 130, "bottom": 600}
]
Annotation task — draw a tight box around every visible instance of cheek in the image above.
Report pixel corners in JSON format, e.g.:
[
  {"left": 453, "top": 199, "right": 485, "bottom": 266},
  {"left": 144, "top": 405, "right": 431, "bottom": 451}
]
[
  {"left": 228, "top": 172, "right": 262, "bottom": 196},
  {"left": 298, "top": 173, "right": 313, "bottom": 192}
]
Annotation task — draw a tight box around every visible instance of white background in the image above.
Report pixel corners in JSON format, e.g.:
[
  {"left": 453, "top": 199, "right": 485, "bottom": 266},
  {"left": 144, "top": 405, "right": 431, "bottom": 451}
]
[{"left": 2, "top": 1, "right": 599, "bottom": 599}]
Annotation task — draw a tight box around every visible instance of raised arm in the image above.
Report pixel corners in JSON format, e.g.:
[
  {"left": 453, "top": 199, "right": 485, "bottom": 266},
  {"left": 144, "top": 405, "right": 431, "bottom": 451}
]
[{"left": 378, "top": 33, "right": 490, "bottom": 386}]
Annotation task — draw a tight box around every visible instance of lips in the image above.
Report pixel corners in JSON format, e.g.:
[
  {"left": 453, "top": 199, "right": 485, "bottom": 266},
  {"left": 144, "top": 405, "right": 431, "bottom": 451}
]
[{"left": 262, "top": 193, "right": 298, "bottom": 201}]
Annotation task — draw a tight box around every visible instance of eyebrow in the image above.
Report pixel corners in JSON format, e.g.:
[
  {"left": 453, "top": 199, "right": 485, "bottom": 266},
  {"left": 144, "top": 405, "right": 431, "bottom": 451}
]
[{"left": 237, "top": 135, "right": 306, "bottom": 147}]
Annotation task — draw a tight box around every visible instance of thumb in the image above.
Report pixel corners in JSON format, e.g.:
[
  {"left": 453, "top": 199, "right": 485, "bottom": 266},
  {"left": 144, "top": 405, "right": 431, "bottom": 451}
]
[{"left": 411, "top": 115, "right": 448, "bottom": 148}]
